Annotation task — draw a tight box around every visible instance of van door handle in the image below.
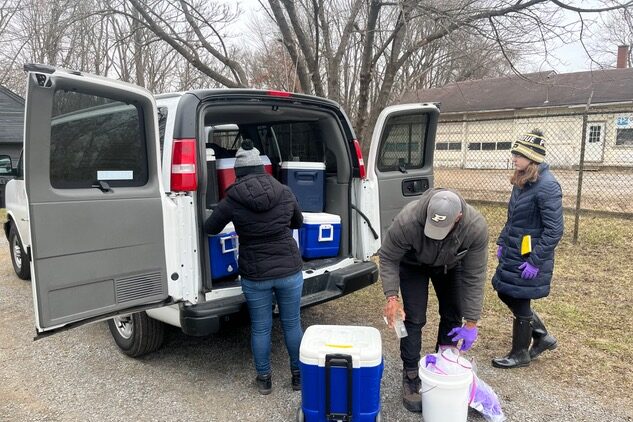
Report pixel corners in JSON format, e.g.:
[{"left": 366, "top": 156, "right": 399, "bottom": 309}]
[
  {"left": 92, "top": 180, "right": 113, "bottom": 193},
  {"left": 402, "top": 178, "right": 429, "bottom": 196}
]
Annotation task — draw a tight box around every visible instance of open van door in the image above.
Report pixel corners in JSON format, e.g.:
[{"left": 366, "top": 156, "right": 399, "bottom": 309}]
[
  {"left": 356, "top": 103, "right": 439, "bottom": 259},
  {"left": 24, "top": 65, "right": 169, "bottom": 336}
]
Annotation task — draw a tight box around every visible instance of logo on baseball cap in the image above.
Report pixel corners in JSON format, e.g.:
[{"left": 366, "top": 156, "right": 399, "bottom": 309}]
[{"left": 424, "top": 191, "right": 462, "bottom": 240}]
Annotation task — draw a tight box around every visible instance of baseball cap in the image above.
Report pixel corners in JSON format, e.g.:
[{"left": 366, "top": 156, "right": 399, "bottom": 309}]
[{"left": 424, "top": 191, "right": 463, "bottom": 240}]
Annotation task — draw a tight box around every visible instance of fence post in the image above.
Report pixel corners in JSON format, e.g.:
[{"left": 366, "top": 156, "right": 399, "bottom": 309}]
[{"left": 573, "top": 91, "right": 594, "bottom": 244}]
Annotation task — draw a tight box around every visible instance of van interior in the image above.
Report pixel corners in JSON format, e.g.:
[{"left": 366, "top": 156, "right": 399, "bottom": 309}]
[{"left": 199, "top": 103, "right": 354, "bottom": 292}]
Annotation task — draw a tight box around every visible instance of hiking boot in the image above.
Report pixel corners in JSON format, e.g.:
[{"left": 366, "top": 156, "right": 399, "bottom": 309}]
[
  {"left": 291, "top": 369, "right": 301, "bottom": 391},
  {"left": 492, "top": 316, "right": 532, "bottom": 369},
  {"left": 256, "top": 373, "right": 272, "bottom": 395},
  {"left": 530, "top": 311, "right": 558, "bottom": 359},
  {"left": 402, "top": 368, "right": 422, "bottom": 412}
]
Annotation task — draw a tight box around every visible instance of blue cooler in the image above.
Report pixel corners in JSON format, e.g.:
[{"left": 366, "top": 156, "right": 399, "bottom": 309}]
[
  {"left": 299, "top": 325, "right": 383, "bottom": 422},
  {"left": 208, "top": 223, "right": 239, "bottom": 279},
  {"left": 281, "top": 161, "right": 326, "bottom": 212},
  {"left": 299, "top": 213, "right": 341, "bottom": 259}
]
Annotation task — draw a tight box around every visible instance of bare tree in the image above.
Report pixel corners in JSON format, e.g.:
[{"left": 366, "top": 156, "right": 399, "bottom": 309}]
[
  {"left": 255, "top": 0, "right": 633, "bottom": 142},
  {"left": 589, "top": 7, "right": 633, "bottom": 68}
]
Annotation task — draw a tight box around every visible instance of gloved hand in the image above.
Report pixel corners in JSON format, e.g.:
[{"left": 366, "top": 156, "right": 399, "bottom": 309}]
[
  {"left": 518, "top": 262, "right": 539, "bottom": 279},
  {"left": 448, "top": 324, "right": 478, "bottom": 351},
  {"left": 496, "top": 245, "right": 502, "bottom": 259}
]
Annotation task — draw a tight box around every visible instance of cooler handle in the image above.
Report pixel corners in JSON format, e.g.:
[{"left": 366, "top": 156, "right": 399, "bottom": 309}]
[
  {"left": 220, "top": 234, "right": 239, "bottom": 254},
  {"left": 318, "top": 224, "right": 334, "bottom": 242},
  {"left": 325, "top": 353, "right": 353, "bottom": 422}
]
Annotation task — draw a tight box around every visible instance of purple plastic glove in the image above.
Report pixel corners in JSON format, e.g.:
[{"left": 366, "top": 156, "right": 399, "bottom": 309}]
[
  {"left": 448, "top": 325, "right": 478, "bottom": 351},
  {"left": 518, "top": 262, "right": 539, "bottom": 279},
  {"left": 496, "top": 245, "right": 502, "bottom": 259}
]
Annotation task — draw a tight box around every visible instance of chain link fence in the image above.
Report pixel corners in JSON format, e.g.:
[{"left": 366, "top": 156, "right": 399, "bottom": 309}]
[{"left": 433, "top": 108, "right": 633, "bottom": 241}]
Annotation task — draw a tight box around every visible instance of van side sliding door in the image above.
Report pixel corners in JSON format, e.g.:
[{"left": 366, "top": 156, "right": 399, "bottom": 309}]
[{"left": 24, "top": 65, "right": 169, "bottom": 335}]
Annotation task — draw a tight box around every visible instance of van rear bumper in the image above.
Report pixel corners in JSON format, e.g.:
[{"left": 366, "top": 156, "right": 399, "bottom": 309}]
[
  {"left": 179, "top": 261, "right": 378, "bottom": 336},
  {"left": 300, "top": 261, "right": 378, "bottom": 307}
]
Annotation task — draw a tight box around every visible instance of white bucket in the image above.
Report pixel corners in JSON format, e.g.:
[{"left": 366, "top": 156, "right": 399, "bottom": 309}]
[{"left": 419, "top": 353, "right": 473, "bottom": 422}]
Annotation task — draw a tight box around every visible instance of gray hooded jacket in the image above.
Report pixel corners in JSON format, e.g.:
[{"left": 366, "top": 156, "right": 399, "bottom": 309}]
[{"left": 378, "top": 189, "right": 489, "bottom": 321}]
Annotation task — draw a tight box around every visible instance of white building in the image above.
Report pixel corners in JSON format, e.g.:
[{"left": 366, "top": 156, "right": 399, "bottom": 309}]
[{"left": 399, "top": 64, "right": 633, "bottom": 170}]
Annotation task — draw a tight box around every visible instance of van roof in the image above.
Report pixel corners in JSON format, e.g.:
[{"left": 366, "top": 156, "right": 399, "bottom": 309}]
[{"left": 155, "top": 89, "right": 342, "bottom": 110}]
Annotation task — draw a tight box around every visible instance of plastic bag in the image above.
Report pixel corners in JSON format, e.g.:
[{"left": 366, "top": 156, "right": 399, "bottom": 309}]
[{"left": 470, "top": 374, "right": 506, "bottom": 422}]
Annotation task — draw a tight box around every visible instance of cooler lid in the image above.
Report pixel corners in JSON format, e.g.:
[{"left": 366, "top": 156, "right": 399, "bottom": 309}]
[
  {"left": 217, "top": 222, "right": 235, "bottom": 234},
  {"left": 299, "top": 325, "right": 382, "bottom": 368},
  {"left": 281, "top": 161, "right": 326, "bottom": 170},
  {"left": 216, "top": 156, "right": 272, "bottom": 170},
  {"left": 302, "top": 212, "right": 341, "bottom": 225}
]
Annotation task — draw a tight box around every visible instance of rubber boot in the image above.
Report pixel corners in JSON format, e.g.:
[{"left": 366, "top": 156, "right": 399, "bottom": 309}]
[
  {"left": 291, "top": 369, "right": 301, "bottom": 391},
  {"left": 492, "top": 316, "right": 532, "bottom": 369},
  {"left": 256, "top": 373, "right": 272, "bottom": 395},
  {"left": 402, "top": 368, "right": 422, "bottom": 412},
  {"left": 530, "top": 311, "right": 558, "bottom": 359}
]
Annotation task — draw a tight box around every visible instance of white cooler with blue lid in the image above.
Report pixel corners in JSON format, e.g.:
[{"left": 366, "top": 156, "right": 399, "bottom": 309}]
[{"left": 299, "top": 325, "right": 383, "bottom": 422}]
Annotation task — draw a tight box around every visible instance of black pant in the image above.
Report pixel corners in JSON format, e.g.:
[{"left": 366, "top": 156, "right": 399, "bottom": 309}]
[
  {"left": 399, "top": 262, "right": 462, "bottom": 370},
  {"left": 497, "top": 292, "right": 532, "bottom": 318}
]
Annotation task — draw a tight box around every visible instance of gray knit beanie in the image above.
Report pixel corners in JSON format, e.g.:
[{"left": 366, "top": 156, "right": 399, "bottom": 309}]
[{"left": 234, "top": 139, "right": 264, "bottom": 177}]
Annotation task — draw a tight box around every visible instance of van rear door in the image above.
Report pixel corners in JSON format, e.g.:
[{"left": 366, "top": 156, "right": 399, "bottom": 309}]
[
  {"left": 356, "top": 103, "right": 439, "bottom": 258},
  {"left": 24, "top": 65, "right": 169, "bottom": 335}
]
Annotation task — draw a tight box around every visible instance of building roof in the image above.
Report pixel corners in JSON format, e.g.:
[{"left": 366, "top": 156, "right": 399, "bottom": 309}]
[
  {"left": 0, "top": 85, "right": 25, "bottom": 144},
  {"left": 398, "top": 68, "right": 633, "bottom": 113}
]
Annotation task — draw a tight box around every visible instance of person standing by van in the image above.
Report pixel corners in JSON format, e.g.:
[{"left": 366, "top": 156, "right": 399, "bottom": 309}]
[
  {"left": 492, "top": 129, "right": 564, "bottom": 369},
  {"left": 205, "top": 139, "right": 304, "bottom": 395},
  {"left": 380, "top": 189, "right": 489, "bottom": 413}
]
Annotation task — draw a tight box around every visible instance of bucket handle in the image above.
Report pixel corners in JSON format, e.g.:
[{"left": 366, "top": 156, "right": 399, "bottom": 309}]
[{"left": 420, "top": 385, "right": 438, "bottom": 395}]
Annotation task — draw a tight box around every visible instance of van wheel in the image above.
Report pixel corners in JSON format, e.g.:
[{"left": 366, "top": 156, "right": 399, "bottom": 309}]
[
  {"left": 107, "top": 312, "right": 165, "bottom": 357},
  {"left": 9, "top": 224, "right": 30, "bottom": 280}
]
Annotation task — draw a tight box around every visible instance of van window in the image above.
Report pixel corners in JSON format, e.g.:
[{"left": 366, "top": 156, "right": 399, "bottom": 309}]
[
  {"left": 377, "top": 114, "right": 429, "bottom": 172},
  {"left": 50, "top": 91, "right": 149, "bottom": 189}
]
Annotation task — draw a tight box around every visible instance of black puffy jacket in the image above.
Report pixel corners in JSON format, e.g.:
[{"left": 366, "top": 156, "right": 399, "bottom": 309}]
[
  {"left": 492, "top": 164, "right": 564, "bottom": 299},
  {"left": 204, "top": 172, "right": 303, "bottom": 281}
]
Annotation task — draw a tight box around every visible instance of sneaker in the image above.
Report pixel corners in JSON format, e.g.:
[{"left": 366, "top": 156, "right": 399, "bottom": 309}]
[
  {"left": 256, "top": 373, "right": 272, "bottom": 395},
  {"left": 402, "top": 369, "right": 422, "bottom": 412},
  {"left": 291, "top": 369, "right": 301, "bottom": 391}
]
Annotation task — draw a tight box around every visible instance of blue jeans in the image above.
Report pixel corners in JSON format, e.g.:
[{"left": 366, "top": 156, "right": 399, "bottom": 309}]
[{"left": 241, "top": 271, "right": 304, "bottom": 376}]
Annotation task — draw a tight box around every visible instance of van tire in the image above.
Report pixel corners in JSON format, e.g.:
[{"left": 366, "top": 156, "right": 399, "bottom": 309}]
[
  {"left": 107, "top": 312, "right": 165, "bottom": 357},
  {"left": 9, "top": 224, "right": 31, "bottom": 280}
]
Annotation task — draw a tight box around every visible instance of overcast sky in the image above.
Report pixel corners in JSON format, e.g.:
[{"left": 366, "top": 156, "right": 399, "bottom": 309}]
[{"left": 234, "top": 0, "right": 622, "bottom": 75}]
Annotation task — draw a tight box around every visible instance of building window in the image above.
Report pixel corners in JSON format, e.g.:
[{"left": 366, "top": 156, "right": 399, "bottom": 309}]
[
  {"left": 588, "top": 125, "right": 602, "bottom": 143},
  {"left": 436, "top": 142, "right": 461, "bottom": 151},
  {"left": 616, "top": 128, "right": 633, "bottom": 146},
  {"left": 469, "top": 141, "right": 511, "bottom": 151}
]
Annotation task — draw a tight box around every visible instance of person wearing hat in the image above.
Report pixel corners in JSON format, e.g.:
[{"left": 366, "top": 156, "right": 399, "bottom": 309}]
[
  {"left": 205, "top": 139, "right": 304, "bottom": 394},
  {"left": 379, "top": 188, "right": 489, "bottom": 413},
  {"left": 491, "top": 129, "right": 564, "bottom": 369}
]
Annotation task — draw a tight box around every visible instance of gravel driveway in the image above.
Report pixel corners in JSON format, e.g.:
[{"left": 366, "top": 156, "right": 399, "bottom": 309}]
[{"left": 0, "top": 235, "right": 631, "bottom": 422}]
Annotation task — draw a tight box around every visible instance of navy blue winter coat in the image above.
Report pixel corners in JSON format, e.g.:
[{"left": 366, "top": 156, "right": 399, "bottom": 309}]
[{"left": 492, "top": 164, "right": 564, "bottom": 299}]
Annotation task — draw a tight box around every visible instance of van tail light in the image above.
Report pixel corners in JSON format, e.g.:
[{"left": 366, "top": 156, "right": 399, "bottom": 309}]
[
  {"left": 171, "top": 138, "right": 197, "bottom": 191},
  {"left": 353, "top": 139, "right": 366, "bottom": 179}
]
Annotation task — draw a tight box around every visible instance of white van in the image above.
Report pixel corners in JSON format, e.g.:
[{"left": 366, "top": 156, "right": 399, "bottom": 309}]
[{"left": 4, "top": 64, "right": 439, "bottom": 357}]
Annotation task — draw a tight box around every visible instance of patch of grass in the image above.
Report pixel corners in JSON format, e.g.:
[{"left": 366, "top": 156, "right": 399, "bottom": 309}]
[{"left": 0, "top": 209, "right": 6, "bottom": 223}]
